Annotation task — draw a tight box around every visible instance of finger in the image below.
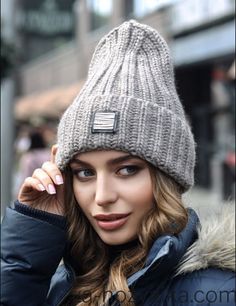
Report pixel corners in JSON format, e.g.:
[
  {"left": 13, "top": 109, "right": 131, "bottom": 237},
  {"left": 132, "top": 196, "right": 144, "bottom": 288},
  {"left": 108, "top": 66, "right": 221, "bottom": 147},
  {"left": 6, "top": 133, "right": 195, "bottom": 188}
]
[
  {"left": 32, "top": 168, "right": 57, "bottom": 195},
  {"left": 41, "top": 161, "right": 64, "bottom": 186},
  {"left": 21, "top": 177, "right": 46, "bottom": 193},
  {"left": 50, "top": 144, "right": 58, "bottom": 163}
]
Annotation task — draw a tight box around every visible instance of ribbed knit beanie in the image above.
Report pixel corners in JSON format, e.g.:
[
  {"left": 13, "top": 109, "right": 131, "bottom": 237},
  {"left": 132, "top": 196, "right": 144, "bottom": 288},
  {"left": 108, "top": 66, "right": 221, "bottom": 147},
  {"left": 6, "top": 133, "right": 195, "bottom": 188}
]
[{"left": 56, "top": 20, "right": 196, "bottom": 192}]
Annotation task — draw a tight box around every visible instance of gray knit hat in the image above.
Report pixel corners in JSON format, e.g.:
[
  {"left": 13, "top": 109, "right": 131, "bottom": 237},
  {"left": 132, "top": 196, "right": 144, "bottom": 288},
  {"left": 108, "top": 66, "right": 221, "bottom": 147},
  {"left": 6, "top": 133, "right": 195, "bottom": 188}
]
[{"left": 56, "top": 20, "right": 196, "bottom": 191}]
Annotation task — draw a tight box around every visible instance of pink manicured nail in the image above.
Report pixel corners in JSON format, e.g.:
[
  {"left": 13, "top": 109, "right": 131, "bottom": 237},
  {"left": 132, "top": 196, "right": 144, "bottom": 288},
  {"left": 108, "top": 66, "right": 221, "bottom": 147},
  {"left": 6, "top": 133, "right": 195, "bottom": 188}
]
[
  {"left": 48, "top": 184, "right": 56, "bottom": 194},
  {"left": 38, "top": 184, "right": 45, "bottom": 191},
  {"left": 55, "top": 175, "right": 63, "bottom": 185}
]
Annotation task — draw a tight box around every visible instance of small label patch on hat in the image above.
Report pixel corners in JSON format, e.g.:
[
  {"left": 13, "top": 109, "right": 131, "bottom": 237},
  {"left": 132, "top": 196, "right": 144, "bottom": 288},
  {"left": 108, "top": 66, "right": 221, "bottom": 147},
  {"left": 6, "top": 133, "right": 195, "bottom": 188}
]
[{"left": 92, "top": 111, "right": 119, "bottom": 133}]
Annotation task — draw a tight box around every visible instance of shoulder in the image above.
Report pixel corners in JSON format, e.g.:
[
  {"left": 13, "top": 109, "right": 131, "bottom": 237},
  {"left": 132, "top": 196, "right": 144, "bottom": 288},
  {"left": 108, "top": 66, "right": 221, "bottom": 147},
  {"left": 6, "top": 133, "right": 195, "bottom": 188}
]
[
  {"left": 172, "top": 267, "right": 235, "bottom": 289},
  {"left": 166, "top": 204, "right": 236, "bottom": 305},
  {"left": 170, "top": 268, "right": 235, "bottom": 306}
]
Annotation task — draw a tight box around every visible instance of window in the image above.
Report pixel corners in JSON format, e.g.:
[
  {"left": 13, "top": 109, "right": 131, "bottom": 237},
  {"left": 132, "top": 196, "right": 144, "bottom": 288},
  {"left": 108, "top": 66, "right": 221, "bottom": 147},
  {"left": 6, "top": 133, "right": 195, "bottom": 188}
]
[
  {"left": 134, "top": 0, "right": 177, "bottom": 17},
  {"left": 88, "top": 0, "right": 112, "bottom": 30}
]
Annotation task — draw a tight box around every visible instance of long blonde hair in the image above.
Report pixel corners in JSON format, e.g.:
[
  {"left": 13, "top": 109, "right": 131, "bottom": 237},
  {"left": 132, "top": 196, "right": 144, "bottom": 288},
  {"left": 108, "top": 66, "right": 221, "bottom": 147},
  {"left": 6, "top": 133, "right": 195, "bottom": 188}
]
[{"left": 63, "top": 163, "right": 188, "bottom": 306}]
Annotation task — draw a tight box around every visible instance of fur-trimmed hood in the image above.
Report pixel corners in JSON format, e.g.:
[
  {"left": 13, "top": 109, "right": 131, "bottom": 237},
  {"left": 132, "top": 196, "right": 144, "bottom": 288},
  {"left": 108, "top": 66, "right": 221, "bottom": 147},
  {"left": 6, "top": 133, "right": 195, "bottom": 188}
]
[{"left": 176, "top": 204, "right": 235, "bottom": 275}]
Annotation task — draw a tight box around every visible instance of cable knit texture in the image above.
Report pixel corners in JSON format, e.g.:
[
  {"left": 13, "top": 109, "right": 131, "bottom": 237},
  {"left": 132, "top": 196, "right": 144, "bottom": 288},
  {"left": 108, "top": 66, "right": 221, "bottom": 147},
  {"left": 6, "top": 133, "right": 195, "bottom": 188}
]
[{"left": 55, "top": 20, "right": 196, "bottom": 191}]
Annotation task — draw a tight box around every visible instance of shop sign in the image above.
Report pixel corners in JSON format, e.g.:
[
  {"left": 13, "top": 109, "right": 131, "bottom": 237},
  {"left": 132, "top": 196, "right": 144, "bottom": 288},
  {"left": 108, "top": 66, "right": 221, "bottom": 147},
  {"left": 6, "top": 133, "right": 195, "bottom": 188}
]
[{"left": 17, "top": 0, "right": 75, "bottom": 36}]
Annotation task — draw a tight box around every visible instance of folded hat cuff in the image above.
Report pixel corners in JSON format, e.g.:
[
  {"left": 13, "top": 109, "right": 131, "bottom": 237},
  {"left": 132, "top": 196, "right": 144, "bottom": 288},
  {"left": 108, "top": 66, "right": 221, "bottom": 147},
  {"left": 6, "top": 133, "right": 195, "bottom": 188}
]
[{"left": 56, "top": 95, "right": 195, "bottom": 191}]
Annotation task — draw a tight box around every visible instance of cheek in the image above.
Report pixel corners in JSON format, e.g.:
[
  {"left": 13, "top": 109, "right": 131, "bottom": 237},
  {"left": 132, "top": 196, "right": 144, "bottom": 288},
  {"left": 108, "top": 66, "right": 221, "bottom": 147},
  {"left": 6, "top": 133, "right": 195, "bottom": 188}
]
[
  {"left": 122, "top": 173, "right": 154, "bottom": 209},
  {"left": 72, "top": 180, "right": 91, "bottom": 213}
]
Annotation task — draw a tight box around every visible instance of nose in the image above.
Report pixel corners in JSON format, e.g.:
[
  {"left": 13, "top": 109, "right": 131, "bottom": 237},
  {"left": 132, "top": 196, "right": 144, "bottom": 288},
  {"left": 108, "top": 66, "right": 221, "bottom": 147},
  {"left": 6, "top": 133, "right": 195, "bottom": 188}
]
[{"left": 95, "top": 174, "right": 118, "bottom": 206}]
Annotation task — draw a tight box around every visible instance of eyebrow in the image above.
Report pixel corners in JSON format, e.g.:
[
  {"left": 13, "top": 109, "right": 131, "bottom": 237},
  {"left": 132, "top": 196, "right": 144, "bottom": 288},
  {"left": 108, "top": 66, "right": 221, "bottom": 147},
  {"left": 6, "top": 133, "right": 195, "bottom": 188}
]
[{"left": 70, "top": 154, "right": 141, "bottom": 167}]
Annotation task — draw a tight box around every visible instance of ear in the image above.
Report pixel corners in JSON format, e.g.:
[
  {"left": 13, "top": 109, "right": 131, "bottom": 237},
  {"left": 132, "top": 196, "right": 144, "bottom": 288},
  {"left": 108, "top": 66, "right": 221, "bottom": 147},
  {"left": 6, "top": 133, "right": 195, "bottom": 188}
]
[{"left": 51, "top": 144, "right": 58, "bottom": 163}]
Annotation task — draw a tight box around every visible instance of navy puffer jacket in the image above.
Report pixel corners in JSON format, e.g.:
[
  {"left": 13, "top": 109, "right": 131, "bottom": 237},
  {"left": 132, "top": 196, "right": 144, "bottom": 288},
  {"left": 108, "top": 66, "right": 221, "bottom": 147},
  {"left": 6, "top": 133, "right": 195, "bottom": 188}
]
[{"left": 1, "top": 203, "right": 235, "bottom": 306}]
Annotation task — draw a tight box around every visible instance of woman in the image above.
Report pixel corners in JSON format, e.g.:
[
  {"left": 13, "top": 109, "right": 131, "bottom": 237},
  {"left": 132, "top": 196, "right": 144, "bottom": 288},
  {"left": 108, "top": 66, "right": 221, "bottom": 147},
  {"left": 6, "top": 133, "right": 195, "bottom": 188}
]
[{"left": 1, "top": 20, "right": 235, "bottom": 306}]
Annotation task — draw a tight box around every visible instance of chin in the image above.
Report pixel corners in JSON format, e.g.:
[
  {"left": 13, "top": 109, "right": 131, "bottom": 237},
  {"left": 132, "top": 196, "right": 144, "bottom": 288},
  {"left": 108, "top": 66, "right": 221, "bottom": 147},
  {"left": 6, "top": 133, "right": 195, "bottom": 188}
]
[{"left": 98, "top": 232, "right": 136, "bottom": 246}]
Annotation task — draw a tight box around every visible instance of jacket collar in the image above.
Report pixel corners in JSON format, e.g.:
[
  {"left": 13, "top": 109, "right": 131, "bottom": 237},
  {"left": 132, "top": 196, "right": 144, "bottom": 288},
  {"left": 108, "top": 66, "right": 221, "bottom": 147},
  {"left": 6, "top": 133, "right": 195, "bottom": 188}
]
[{"left": 127, "top": 208, "right": 199, "bottom": 286}]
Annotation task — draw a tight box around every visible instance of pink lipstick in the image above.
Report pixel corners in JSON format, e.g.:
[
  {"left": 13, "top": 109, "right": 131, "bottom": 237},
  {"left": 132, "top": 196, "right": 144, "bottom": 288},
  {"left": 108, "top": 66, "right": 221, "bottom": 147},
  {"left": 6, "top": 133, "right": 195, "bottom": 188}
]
[{"left": 94, "top": 213, "right": 131, "bottom": 230}]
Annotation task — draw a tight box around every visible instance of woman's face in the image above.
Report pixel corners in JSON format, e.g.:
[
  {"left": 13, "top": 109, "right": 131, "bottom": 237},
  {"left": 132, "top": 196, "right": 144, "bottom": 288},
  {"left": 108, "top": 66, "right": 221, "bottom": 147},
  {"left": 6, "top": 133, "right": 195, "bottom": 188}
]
[{"left": 70, "top": 150, "right": 154, "bottom": 245}]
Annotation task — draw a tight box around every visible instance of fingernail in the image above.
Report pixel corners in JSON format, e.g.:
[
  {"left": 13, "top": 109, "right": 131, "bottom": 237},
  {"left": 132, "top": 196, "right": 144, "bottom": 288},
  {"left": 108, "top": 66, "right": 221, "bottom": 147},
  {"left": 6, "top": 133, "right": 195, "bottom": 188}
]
[
  {"left": 48, "top": 184, "right": 56, "bottom": 194},
  {"left": 55, "top": 175, "right": 63, "bottom": 185},
  {"left": 38, "top": 184, "right": 45, "bottom": 191}
]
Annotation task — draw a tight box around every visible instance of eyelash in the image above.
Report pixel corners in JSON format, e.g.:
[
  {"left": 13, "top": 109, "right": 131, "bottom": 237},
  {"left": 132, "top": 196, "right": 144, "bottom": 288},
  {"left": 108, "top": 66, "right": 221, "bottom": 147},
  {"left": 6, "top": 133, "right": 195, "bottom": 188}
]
[{"left": 71, "top": 165, "right": 140, "bottom": 181}]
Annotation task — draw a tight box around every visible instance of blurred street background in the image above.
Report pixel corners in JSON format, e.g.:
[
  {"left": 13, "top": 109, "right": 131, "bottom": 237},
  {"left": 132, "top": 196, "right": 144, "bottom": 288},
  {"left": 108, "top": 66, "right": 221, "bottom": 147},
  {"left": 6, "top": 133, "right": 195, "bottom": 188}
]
[{"left": 1, "top": 0, "right": 235, "bottom": 216}]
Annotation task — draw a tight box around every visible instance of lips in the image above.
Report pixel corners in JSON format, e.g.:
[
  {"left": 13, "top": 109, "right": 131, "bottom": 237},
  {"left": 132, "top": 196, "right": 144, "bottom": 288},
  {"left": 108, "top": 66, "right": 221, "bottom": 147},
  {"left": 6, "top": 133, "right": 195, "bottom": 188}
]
[
  {"left": 94, "top": 213, "right": 131, "bottom": 230},
  {"left": 94, "top": 213, "right": 130, "bottom": 221}
]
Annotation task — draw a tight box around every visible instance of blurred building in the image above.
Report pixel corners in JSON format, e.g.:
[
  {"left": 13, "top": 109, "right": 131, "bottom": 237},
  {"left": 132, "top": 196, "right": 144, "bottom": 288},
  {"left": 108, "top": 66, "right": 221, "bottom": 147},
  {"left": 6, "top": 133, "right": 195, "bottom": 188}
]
[
  {"left": 15, "top": 0, "right": 76, "bottom": 62},
  {"left": 169, "top": 0, "right": 235, "bottom": 199},
  {"left": 1, "top": 0, "right": 16, "bottom": 214},
  {"left": 13, "top": 0, "right": 235, "bottom": 201}
]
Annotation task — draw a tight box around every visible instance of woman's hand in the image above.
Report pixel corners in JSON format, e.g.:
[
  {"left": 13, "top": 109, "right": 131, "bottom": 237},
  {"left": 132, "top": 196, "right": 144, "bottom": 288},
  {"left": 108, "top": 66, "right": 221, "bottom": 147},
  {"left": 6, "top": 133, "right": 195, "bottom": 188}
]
[{"left": 18, "top": 145, "right": 65, "bottom": 215}]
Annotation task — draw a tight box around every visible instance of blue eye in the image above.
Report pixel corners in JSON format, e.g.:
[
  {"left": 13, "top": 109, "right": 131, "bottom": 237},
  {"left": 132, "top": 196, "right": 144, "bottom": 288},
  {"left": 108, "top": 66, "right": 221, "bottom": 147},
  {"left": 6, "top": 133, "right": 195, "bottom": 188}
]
[
  {"left": 118, "top": 166, "right": 138, "bottom": 176},
  {"left": 73, "top": 169, "right": 94, "bottom": 179}
]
